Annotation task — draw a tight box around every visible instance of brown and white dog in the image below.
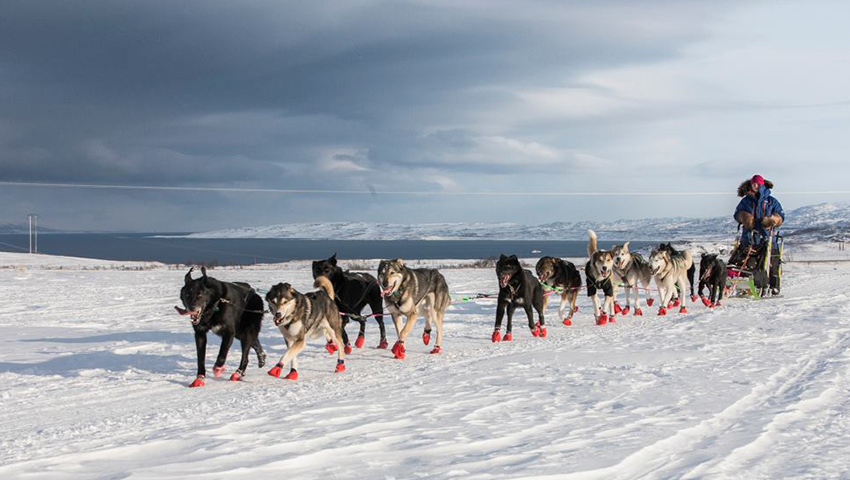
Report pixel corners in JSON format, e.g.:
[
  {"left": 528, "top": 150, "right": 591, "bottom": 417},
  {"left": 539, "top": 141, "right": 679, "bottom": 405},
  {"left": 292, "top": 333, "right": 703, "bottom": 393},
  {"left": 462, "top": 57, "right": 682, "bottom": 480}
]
[
  {"left": 265, "top": 277, "right": 346, "bottom": 380},
  {"left": 586, "top": 230, "right": 616, "bottom": 325},
  {"left": 377, "top": 258, "right": 450, "bottom": 359}
]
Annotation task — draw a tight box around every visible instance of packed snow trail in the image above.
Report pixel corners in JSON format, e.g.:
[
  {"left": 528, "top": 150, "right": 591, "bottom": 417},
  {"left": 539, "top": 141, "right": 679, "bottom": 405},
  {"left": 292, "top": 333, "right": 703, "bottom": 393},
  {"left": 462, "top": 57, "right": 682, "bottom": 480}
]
[{"left": 1, "top": 253, "right": 849, "bottom": 478}]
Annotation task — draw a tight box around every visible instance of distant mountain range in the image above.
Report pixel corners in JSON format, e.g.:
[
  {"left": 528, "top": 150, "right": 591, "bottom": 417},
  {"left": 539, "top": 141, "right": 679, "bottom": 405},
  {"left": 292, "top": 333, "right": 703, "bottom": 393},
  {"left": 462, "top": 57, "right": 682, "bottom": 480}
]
[
  {"left": 0, "top": 223, "right": 61, "bottom": 234},
  {"left": 171, "top": 202, "right": 850, "bottom": 243}
]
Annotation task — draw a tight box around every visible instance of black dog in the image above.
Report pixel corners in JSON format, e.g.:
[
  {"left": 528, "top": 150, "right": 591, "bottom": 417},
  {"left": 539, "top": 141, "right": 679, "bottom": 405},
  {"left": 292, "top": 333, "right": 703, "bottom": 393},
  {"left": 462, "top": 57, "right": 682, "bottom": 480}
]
[
  {"left": 657, "top": 243, "right": 697, "bottom": 304},
  {"left": 175, "top": 267, "right": 266, "bottom": 387},
  {"left": 698, "top": 254, "right": 727, "bottom": 308},
  {"left": 312, "top": 254, "right": 388, "bottom": 350},
  {"left": 493, "top": 254, "right": 547, "bottom": 342}
]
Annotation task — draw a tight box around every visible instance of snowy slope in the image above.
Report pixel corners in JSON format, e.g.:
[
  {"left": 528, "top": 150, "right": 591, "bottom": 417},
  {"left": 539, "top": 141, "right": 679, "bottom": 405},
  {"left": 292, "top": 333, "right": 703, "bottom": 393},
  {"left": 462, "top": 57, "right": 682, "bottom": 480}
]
[
  {"left": 2, "top": 250, "right": 850, "bottom": 478},
  {"left": 173, "top": 202, "right": 850, "bottom": 242}
]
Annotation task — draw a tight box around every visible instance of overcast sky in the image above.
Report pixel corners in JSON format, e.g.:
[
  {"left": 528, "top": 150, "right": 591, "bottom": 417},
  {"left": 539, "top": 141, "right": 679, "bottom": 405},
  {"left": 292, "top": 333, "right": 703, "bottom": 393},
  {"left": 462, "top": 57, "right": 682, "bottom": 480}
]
[{"left": 1, "top": 0, "right": 849, "bottom": 232}]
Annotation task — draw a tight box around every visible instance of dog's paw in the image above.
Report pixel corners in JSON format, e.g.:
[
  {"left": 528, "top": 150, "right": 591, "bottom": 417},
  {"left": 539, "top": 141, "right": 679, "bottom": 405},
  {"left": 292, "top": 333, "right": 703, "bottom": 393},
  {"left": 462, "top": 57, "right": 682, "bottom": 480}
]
[
  {"left": 344, "top": 344, "right": 353, "bottom": 355},
  {"left": 423, "top": 330, "right": 431, "bottom": 346},
  {"left": 503, "top": 332, "right": 513, "bottom": 341},
  {"left": 188, "top": 376, "right": 205, "bottom": 388},
  {"left": 430, "top": 346, "right": 442, "bottom": 354},
  {"left": 701, "top": 296, "right": 711, "bottom": 307},
  {"left": 608, "top": 316, "right": 616, "bottom": 324},
  {"left": 614, "top": 303, "right": 622, "bottom": 314},
  {"left": 634, "top": 308, "right": 643, "bottom": 316},
  {"left": 335, "top": 361, "right": 346, "bottom": 373},
  {"left": 212, "top": 365, "right": 226, "bottom": 378},
  {"left": 657, "top": 307, "right": 668, "bottom": 316},
  {"left": 229, "top": 371, "right": 242, "bottom": 382},
  {"left": 376, "top": 339, "right": 389, "bottom": 349},
  {"left": 679, "top": 307, "right": 688, "bottom": 314},
  {"left": 354, "top": 334, "right": 365, "bottom": 349},
  {"left": 646, "top": 299, "right": 655, "bottom": 307},
  {"left": 268, "top": 364, "right": 283, "bottom": 378},
  {"left": 562, "top": 317, "right": 572, "bottom": 326},
  {"left": 690, "top": 294, "right": 699, "bottom": 303},
  {"left": 596, "top": 314, "right": 608, "bottom": 326},
  {"left": 283, "top": 369, "right": 298, "bottom": 380},
  {"left": 491, "top": 330, "right": 501, "bottom": 343},
  {"left": 325, "top": 341, "right": 337, "bottom": 355},
  {"left": 621, "top": 306, "right": 630, "bottom": 315}
]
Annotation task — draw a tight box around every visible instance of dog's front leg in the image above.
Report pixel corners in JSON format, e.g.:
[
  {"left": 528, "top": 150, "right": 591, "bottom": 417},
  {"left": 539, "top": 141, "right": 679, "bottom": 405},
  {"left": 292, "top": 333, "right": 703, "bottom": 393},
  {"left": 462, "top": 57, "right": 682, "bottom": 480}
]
[
  {"left": 392, "top": 310, "right": 417, "bottom": 360},
  {"left": 190, "top": 331, "right": 207, "bottom": 387},
  {"left": 506, "top": 303, "right": 517, "bottom": 339},
  {"left": 558, "top": 291, "right": 568, "bottom": 320},
  {"left": 590, "top": 293, "right": 601, "bottom": 320},
  {"left": 279, "top": 339, "right": 307, "bottom": 375},
  {"left": 213, "top": 332, "right": 234, "bottom": 378}
]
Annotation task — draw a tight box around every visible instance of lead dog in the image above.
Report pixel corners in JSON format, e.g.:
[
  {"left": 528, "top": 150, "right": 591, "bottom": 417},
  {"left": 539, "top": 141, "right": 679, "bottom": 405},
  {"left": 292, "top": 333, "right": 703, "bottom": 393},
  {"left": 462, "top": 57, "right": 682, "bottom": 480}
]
[
  {"left": 377, "top": 259, "right": 450, "bottom": 359},
  {"left": 312, "top": 253, "right": 388, "bottom": 351},
  {"left": 265, "top": 277, "right": 346, "bottom": 380},
  {"left": 611, "top": 242, "right": 652, "bottom": 316},
  {"left": 535, "top": 256, "right": 580, "bottom": 326},
  {"left": 587, "top": 230, "right": 616, "bottom": 325},
  {"left": 175, "top": 267, "right": 266, "bottom": 387},
  {"left": 495, "top": 254, "right": 547, "bottom": 340},
  {"left": 698, "top": 253, "right": 727, "bottom": 308},
  {"left": 649, "top": 244, "right": 694, "bottom": 315}
]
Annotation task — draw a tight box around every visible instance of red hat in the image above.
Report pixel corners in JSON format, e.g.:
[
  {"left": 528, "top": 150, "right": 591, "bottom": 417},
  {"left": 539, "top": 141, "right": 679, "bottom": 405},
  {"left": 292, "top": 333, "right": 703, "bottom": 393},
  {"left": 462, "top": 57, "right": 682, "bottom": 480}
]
[{"left": 751, "top": 175, "right": 765, "bottom": 185}]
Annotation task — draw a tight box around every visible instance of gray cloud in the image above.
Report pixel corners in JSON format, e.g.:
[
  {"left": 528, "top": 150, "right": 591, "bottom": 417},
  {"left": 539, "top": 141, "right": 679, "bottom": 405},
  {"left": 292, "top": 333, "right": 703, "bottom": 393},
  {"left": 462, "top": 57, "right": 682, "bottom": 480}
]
[{"left": 1, "top": 0, "right": 846, "bottom": 231}]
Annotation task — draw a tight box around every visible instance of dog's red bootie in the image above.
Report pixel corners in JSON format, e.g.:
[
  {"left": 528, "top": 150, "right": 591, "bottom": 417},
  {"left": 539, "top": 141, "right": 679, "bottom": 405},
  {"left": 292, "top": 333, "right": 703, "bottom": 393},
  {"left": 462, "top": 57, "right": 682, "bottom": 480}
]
[
  {"left": 283, "top": 369, "right": 298, "bottom": 380},
  {"left": 503, "top": 332, "right": 513, "bottom": 341},
  {"left": 344, "top": 344, "right": 353, "bottom": 355},
  {"left": 690, "top": 294, "right": 699, "bottom": 303},
  {"left": 715, "top": 301, "right": 722, "bottom": 307},
  {"left": 538, "top": 323, "right": 547, "bottom": 338},
  {"left": 621, "top": 306, "right": 631, "bottom": 315},
  {"left": 657, "top": 307, "right": 668, "bottom": 316},
  {"left": 608, "top": 316, "right": 616, "bottom": 324},
  {"left": 430, "top": 346, "right": 442, "bottom": 354},
  {"left": 614, "top": 303, "right": 622, "bottom": 314},
  {"left": 392, "top": 341, "right": 405, "bottom": 359},
  {"left": 679, "top": 307, "right": 688, "bottom": 314},
  {"left": 673, "top": 298, "right": 681, "bottom": 307},
  {"left": 702, "top": 296, "right": 711, "bottom": 307},
  {"left": 376, "top": 339, "right": 388, "bottom": 349},
  {"left": 531, "top": 324, "right": 541, "bottom": 337},
  {"left": 646, "top": 298, "right": 655, "bottom": 307},
  {"left": 326, "top": 341, "right": 337, "bottom": 354},
  {"left": 492, "top": 330, "right": 501, "bottom": 343},
  {"left": 229, "top": 371, "right": 242, "bottom": 381},
  {"left": 573, "top": 306, "right": 580, "bottom": 313},
  {"left": 213, "top": 365, "right": 225, "bottom": 378},
  {"left": 423, "top": 330, "right": 431, "bottom": 346},
  {"left": 335, "top": 361, "right": 346, "bottom": 373},
  {"left": 188, "top": 376, "right": 205, "bottom": 388},
  {"left": 634, "top": 308, "right": 643, "bottom": 316},
  {"left": 268, "top": 364, "right": 283, "bottom": 378},
  {"left": 355, "top": 334, "right": 365, "bottom": 349},
  {"left": 563, "top": 317, "right": 572, "bottom": 326},
  {"left": 597, "top": 314, "right": 608, "bottom": 326}
]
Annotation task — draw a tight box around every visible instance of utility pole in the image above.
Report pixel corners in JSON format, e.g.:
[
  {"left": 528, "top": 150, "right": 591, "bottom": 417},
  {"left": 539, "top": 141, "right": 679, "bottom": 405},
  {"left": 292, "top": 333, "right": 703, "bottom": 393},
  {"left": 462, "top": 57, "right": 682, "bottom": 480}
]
[{"left": 27, "top": 214, "right": 38, "bottom": 253}]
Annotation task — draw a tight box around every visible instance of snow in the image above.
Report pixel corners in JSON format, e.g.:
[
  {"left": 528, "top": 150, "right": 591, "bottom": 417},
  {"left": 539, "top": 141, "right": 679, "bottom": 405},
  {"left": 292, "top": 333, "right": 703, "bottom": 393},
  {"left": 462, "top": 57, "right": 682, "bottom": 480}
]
[
  {"left": 2, "top": 247, "right": 850, "bottom": 478},
  {"left": 167, "top": 201, "right": 850, "bottom": 242}
]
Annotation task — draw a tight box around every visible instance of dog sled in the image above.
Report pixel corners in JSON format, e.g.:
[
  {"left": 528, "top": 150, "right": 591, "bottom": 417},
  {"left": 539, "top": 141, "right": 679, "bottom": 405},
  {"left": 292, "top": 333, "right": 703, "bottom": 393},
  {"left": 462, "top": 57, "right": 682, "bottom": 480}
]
[{"left": 726, "top": 230, "right": 784, "bottom": 299}]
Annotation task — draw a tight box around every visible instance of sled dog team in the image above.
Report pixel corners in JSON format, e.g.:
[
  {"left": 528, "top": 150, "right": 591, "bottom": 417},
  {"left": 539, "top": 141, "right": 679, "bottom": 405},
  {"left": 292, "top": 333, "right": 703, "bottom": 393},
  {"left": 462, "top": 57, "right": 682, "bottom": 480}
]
[{"left": 176, "top": 230, "right": 727, "bottom": 387}]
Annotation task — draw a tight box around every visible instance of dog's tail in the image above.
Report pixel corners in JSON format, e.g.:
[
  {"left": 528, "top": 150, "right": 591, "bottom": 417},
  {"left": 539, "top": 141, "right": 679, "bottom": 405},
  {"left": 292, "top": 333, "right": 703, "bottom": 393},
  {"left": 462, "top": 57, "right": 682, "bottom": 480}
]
[
  {"left": 314, "top": 276, "right": 335, "bottom": 300},
  {"left": 587, "top": 229, "right": 598, "bottom": 258},
  {"left": 682, "top": 249, "right": 693, "bottom": 268}
]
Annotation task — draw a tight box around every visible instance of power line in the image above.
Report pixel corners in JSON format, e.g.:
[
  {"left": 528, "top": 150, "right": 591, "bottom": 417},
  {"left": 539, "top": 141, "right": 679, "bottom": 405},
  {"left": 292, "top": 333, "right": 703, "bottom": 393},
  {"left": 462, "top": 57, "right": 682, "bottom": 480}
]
[{"left": 1, "top": 181, "right": 849, "bottom": 197}]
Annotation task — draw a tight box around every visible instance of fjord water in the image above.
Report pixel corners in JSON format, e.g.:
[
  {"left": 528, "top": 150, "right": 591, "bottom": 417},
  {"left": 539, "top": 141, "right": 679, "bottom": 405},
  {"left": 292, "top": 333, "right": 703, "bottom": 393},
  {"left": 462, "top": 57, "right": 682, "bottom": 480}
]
[{"left": 0, "top": 233, "right": 659, "bottom": 265}]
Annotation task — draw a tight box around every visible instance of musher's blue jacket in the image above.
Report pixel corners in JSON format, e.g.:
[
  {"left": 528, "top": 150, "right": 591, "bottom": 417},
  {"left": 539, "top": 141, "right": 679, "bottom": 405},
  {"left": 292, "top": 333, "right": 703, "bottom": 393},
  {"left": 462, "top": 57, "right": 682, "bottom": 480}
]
[{"left": 734, "top": 185, "right": 784, "bottom": 246}]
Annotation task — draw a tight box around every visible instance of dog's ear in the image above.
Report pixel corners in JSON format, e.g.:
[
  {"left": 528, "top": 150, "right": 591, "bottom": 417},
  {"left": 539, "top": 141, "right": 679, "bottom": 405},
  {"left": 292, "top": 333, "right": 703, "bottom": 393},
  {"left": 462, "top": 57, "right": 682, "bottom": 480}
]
[
  {"left": 623, "top": 241, "right": 630, "bottom": 251},
  {"left": 393, "top": 258, "right": 404, "bottom": 267},
  {"left": 200, "top": 266, "right": 207, "bottom": 278},
  {"left": 329, "top": 253, "right": 337, "bottom": 265},
  {"left": 184, "top": 267, "right": 194, "bottom": 285},
  {"left": 499, "top": 254, "right": 507, "bottom": 260},
  {"left": 509, "top": 255, "right": 518, "bottom": 261}
]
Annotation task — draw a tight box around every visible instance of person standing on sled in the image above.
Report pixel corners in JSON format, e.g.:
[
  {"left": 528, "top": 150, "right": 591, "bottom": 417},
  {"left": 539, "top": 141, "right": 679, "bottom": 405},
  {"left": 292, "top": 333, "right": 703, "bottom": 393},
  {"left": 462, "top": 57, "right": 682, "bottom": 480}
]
[
  {"left": 731, "top": 174, "right": 785, "bottom": 295},
  {"left": 733, "top": 174, "right": 785, "bottom": 248}
]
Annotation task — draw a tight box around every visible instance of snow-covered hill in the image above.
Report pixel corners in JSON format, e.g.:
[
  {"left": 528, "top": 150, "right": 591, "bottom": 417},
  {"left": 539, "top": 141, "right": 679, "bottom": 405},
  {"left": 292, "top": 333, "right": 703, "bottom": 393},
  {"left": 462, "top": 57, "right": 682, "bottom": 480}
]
[{"left": 173, "top": 202, "right": 850, "bottom": 242}]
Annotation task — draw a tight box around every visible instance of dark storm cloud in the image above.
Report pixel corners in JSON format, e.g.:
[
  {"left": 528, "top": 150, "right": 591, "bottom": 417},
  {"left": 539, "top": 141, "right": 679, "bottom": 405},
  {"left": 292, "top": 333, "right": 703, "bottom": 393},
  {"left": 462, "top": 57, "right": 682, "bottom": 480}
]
[{"left": 0, "top": 0, "right": 753, "bottom": 230}]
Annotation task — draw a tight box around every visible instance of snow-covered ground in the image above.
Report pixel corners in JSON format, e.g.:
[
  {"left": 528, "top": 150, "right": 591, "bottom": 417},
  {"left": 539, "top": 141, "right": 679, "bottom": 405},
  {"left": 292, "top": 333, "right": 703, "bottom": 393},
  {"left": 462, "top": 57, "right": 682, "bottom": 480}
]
[{"left": 2, "top": 246, "right": 850, "bottom": 479}]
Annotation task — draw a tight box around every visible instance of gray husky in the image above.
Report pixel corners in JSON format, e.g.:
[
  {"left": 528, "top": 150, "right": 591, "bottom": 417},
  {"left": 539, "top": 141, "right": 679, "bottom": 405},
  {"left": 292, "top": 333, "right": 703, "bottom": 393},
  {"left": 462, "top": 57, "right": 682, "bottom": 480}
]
[
  {"left": 611, "top": 242, "right": 653, "bottom": 316},
  {"left": 377, "top": 259, "right": 451, "bottom": 359},
  {"left": 265, "top": 277, "right": 346, "bottom": 380},
  {"left": 648, "top": 245, "right": 694, "bottom": 316}
]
